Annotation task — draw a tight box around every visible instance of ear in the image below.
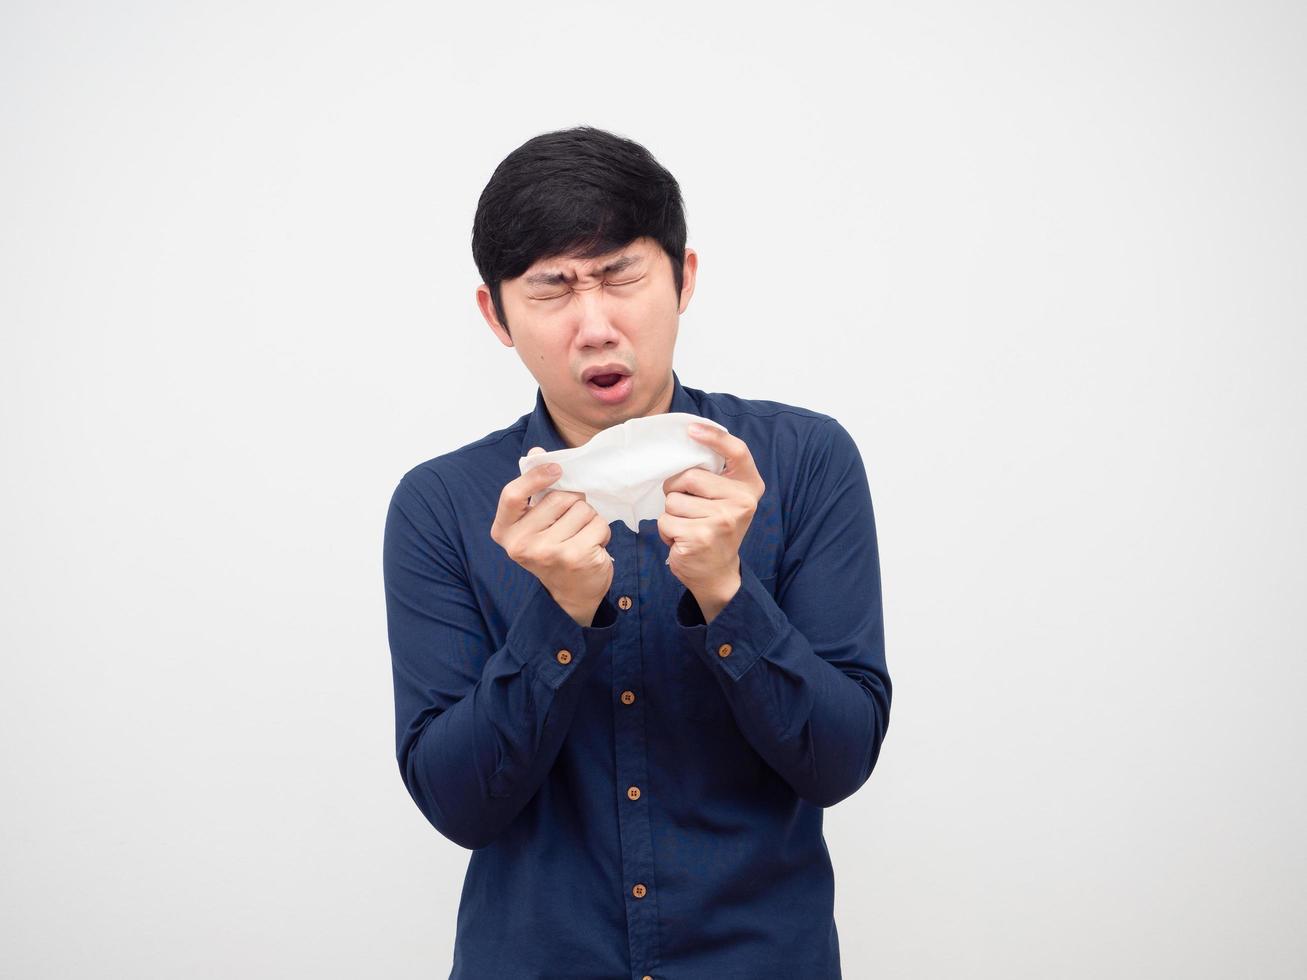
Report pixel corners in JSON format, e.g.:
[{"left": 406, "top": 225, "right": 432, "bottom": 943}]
[
  {"left": 476, "top": 283, "right": 513, "bottom": 347},
  {"left": 677, "top": 247, "right": 698, "bottom": 315}
]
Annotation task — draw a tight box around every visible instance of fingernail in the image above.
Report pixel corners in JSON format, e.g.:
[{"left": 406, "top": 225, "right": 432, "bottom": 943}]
[{"left": 546, "top": 464, "right": 561, "bottom": 474}]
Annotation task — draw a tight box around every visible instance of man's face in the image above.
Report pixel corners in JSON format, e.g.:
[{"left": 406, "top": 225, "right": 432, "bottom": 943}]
[{"left": 476, "top": 235, "right": 698, "bottom": 444}]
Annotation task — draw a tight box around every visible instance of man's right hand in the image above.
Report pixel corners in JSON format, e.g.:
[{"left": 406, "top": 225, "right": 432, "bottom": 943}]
[{"left": 490, "top": 446, "right": 615, "bottom": 626}]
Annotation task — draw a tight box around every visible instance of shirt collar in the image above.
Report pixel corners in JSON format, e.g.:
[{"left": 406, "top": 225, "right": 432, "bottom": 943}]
[{"left": 521, "top": 368, "right": 699, "bottom": 456}]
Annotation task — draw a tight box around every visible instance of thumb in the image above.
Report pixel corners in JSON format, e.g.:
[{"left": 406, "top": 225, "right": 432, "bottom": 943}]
[{"left": 525, "top": 446, "right": 549, "bottom": 509}]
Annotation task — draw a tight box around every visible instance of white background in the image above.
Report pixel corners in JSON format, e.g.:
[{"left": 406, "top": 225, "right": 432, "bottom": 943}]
[{"left": 3, "top": 1, "right": 1304, "bottom": 977}]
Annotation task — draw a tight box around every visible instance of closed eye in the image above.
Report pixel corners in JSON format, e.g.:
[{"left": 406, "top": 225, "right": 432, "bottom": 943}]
[{"left": 528, "top": 276, "right": 644, "bottom": 301}]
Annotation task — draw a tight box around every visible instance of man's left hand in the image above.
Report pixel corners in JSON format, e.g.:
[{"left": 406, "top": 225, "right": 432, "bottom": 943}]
[{"left": 658, "top": 422, "right": 765, "bottom": 621}]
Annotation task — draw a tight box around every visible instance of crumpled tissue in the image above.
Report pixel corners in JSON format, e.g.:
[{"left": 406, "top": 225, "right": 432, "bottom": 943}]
[{"left": 519, "top": 413, "right": 730, "bottom": 559}]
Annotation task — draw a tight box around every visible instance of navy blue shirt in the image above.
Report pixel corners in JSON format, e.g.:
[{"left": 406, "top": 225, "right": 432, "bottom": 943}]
[{"left": 383, "top": 369, "right": 891, "bottom": 979}]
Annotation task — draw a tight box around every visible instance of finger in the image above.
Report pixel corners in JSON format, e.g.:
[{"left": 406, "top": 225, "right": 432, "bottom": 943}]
[
  {"left": 523, "top": 447, "right": 549, "bottom": 494},
  {"left": 686, "top": 422, "right": 757, "bottom": 478},
  {"left": 657, "top": 512, "right": 695, "bottom": 565},
  {"left": 663, "top": 466, "right": 730, "bottom": 499},
  {"left": 562, "top": 509, "right": 615, "bottom": 558},
  {"left": 520, "top": 449, "right": 563, "bottom": 493},
  {"left": 657, "top": 510, "right": 697, "bottom": 542},
  {"left": 663, "top": 488, "right": 715, "bottom": 518},
  {"left": 535, "top": 495, "right": 598, "bottom": 547},
  {"left": 494, "top": 463, "right": 567, "bottom": 533},
  {"left": 515, "top": 488, "right": 586, "bottom": 537},
  {"left": 523, "top": 448, "right": 556, "bottom": 507}
]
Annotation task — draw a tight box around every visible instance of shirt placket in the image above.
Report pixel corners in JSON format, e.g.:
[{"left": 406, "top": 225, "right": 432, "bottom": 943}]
[{"left": 611, "top": 524, "right": 663, "bottom": 980}]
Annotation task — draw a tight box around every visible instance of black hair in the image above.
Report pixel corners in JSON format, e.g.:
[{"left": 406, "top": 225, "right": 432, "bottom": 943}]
[{"left": 471, "top": 126, "right": 687, "bottom": 331}]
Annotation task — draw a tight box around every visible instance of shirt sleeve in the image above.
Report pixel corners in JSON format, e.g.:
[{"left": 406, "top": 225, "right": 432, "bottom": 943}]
[
  {"left": 673, "top": 417, "right": 891, "bottom": 808},
  {"left": 383, "top": 473, "right": 619, "bottom": 849}
]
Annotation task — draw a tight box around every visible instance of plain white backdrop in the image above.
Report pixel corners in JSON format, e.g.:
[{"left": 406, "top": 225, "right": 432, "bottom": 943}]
[{"left": 2, "top": 1, "right": 1304, "bottom": 977}]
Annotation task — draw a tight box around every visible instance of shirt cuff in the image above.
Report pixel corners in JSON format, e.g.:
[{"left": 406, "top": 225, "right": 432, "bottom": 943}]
[
  {"left": 506, "top": 578, "right": 619, "bottom": 690},
  {"left": 675, "top": 562, "right": 787, "bottom": 681}
]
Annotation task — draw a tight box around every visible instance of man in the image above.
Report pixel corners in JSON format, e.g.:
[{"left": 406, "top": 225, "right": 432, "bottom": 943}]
[{"left": 383, "top": 126, "right": 891, "bottom": 980}]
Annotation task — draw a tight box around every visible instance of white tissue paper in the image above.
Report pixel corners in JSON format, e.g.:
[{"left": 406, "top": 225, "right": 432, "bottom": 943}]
[{"left": 519, "top": 413, "right": 730, "bottom": 557}]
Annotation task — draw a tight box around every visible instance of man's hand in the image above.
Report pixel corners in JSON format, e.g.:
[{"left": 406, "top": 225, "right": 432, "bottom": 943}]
[
  {"left": 657, "top": 423, "right": 765, "bottom": 622},
  {"left": 491, "top": 446, "right": 615, "bottom": 626}
]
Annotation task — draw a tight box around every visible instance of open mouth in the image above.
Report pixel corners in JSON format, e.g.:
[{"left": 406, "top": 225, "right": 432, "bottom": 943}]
[{"left": 584, "top": 371, "right": 633, "bottom": 402}]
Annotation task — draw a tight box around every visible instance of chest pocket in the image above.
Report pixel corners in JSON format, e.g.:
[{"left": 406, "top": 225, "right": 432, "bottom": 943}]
[{"left": 673, "top": 572, "right": 778, "bottom": 722}]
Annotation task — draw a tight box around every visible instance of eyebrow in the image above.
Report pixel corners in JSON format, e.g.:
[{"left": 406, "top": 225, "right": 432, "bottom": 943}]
[{"left": 523, "top": 254, "right": 640, "bottom": 287}]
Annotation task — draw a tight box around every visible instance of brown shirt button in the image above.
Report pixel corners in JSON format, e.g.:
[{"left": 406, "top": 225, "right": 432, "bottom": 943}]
[
  {"left": 618, "top": 595, "right": 633, "bottom": 610},
  {"left": 627, "top": 785, "right": 641, "bottom": 801},
  {"left": 632, "top": 883, "right": 647, "bottom": 898},
  {"left": 717, "top": 642, "right": 732, "bottom": 658},
  {"left": 643, "top": 975, "right": 653, "bottom": 980},
  {"left": 620, "top": 690, "right": 636, "bottom": 705},
  {"left": 555, "top": 649, "right": 572, "bottom": 665}
]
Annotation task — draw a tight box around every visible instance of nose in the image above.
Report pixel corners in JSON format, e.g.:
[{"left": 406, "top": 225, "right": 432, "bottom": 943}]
[{"left": 572, "top": 282, "right": 622, "bottom": 344}]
